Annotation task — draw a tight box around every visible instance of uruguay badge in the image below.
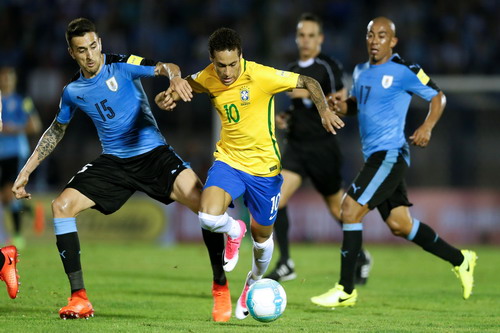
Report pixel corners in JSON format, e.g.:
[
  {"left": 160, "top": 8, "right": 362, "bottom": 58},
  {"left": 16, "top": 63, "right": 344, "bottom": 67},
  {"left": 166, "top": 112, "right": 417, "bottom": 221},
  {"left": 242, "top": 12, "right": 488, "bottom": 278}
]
[
  {"left": 381, "top": 75, "right": 393, "bottom": 89},
  {"left": 106, "top": 76, "right": 118, "bottom": 92}
]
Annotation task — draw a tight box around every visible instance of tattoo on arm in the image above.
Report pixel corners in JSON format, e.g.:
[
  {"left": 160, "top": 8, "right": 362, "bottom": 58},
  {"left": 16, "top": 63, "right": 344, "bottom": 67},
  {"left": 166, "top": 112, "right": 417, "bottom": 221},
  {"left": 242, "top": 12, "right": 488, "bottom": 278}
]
[
  {"left": 297, "top": 75, "right": 328, "bottom": 112},
  {"left": 36, "top": 120, "right": 67, "bottom": 162}
]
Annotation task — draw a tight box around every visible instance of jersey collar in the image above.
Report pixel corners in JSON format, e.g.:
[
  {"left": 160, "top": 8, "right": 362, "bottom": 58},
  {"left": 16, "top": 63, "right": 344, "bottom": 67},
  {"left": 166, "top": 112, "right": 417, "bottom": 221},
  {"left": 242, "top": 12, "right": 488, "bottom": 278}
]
[{"left": 298, "top": 58, "right": 315, "bottom": 68}]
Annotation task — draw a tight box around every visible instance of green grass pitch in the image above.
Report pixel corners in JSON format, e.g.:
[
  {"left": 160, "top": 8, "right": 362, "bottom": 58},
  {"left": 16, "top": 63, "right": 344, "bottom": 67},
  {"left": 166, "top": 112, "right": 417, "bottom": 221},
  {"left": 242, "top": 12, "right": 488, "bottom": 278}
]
[{"left": 0, "top": 240, "right": 498, "bottom": 332}]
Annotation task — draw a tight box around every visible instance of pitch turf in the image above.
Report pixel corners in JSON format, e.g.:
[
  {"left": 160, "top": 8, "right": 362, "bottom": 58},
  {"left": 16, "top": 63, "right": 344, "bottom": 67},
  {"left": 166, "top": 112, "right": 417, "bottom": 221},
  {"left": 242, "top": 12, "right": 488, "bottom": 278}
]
[{"left": 0, "top": 240, "right": 498, "bottom": 332}]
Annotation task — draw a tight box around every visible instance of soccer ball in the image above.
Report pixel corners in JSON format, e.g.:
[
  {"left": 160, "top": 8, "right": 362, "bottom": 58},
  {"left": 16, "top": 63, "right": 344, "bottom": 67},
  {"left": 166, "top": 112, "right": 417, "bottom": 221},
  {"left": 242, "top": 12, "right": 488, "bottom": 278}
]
[{"left": 246, "top": 278, "right": 287, "bottom": 322}]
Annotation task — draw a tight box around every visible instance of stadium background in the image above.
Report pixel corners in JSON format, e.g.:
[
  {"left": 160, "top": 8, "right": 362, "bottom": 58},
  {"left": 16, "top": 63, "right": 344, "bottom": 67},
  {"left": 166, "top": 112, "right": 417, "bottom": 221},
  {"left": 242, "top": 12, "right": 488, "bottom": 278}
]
[{"left": 0, "top": 0, "right": 499, "bottom": 245}]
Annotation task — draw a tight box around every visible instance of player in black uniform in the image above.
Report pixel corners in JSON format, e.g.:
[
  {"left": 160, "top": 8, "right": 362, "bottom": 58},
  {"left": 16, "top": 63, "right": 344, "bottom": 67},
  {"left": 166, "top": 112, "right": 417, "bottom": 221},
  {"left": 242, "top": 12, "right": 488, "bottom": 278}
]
[{"left": 265, "top": 13, "right": 372, "bottom": 283}]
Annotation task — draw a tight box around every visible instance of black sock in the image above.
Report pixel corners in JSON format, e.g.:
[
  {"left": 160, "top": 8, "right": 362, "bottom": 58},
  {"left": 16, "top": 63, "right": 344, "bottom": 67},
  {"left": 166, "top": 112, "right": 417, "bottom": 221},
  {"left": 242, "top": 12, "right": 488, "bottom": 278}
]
[
  {"left": 339, "top": 229, "right": 362, "bottom": 294},
  {"left": 274, "top": 207, "right": 290, "bottom": 264},
  {"left": 411, "top": 222, "right": 463, "bottom": 266},
  {"left": 339, "top": 222, "right": 367, "bottom": 264},
  {"left": 201, "top": 228, "right": 226, "bottom": 285},
  {"left": 12, "top": 211, "right": 21, "bottom": 234},
  {"left": 56, "top": 232, "right": 85, "bottom": 292}
]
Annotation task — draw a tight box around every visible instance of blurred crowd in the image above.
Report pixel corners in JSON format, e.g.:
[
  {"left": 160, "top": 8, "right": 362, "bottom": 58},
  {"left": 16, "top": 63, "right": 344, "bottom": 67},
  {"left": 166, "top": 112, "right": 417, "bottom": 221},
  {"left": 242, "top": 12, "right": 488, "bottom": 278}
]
[{"left": 0, "top": 0, "right": 499, "bottom": 190}]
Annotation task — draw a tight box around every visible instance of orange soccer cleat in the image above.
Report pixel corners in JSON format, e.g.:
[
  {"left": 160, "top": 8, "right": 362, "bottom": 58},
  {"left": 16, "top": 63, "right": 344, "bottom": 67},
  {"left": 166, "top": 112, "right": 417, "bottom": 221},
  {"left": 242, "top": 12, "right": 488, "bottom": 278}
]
[
  {"left": 59, "top": 289, "right": 94, "bottom": 319},
  {"left": 212, "top": 281, "right": 232, "bottom": 322},
  {"left": 0, "top": 245, "right": 20, "bottom": 299}
]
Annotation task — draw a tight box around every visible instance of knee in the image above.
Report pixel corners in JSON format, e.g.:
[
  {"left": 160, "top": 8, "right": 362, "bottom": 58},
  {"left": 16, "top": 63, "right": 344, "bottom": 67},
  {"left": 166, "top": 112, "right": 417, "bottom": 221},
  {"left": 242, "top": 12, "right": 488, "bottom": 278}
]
[
  {"left": 385, "top": 217, "right": 411, "bottom": 237},
  {"left": 198, "top": 212, "right": 227, "bottom": 232},
  {"left": 329, "top": 205, "right": 341, "bottom": 221},
  {"left": 340, "top": 203, "right": 356, "bottom": 223},
  {"left": 253, "top": 236, "right": 273, "bottom": 250},
  {"left": 51, "top": 196, "right": 74, "bottom": 217},
  {"left": 253, "top": 236, "right": 274, "bottom": 260}
]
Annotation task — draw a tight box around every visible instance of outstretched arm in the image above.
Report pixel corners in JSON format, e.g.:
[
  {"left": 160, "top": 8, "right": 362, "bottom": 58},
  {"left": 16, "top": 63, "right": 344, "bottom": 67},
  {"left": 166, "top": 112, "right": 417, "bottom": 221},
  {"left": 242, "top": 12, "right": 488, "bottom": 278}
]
[
  {"left": 409, "top": 91, "right": 446, "bottom": 147},
  {"left": 154, "top": 62, "right": 193, "bottom": 103},
  {"left": 12, "top": 119, "right": 68, "bottom": 199},
  {"left": 296, "top": 75, "right": 344, "bottom": 134}
]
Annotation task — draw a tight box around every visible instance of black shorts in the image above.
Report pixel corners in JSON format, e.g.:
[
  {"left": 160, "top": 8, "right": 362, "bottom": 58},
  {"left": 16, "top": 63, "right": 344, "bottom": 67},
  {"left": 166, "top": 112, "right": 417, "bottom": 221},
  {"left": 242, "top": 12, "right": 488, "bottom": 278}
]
[
  {"left": 281, "top": 136, "right": 342, "bottom": 196},
  {"left": 65, "top": 145, "right": 187, "bottom": 215},
  {"left": 0, "top": 156, "right": 20, "bottom": 187},
  {"left": 347, "top": 147, "right": 412, "bottom": 221}
]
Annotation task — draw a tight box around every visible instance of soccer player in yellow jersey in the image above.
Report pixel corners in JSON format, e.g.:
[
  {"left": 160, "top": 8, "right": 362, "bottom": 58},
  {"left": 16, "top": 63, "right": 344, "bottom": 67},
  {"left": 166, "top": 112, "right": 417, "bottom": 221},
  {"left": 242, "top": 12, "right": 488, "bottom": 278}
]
[{"left": 156, "top": 27, "right": 344, "bottom": 321}]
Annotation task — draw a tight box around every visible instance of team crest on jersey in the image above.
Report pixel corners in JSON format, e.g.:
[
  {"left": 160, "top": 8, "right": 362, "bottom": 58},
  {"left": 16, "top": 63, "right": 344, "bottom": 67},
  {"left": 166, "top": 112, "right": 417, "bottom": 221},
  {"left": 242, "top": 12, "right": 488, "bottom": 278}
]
[
  {"left": 106, "top": 76, "right": 118, "bottom": 92},
  {"left": 240, "top": 86, "right": 250, "bottom": 105},
  {"left": 381, "top": 75, "right": 393, "bottom": 89}
]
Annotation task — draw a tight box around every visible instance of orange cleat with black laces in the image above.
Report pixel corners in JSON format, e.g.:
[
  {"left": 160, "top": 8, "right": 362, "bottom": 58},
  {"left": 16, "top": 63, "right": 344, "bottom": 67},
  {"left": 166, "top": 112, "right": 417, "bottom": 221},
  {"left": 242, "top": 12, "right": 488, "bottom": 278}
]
[
  {"left": 59, "top": 289, "right": 94, "bottom": 319},
  {"left": 0, "top": 245, "right": 20, "bottom": 299},
  {"left": 212, "top": 281, "right": 231, "bottom": 322}
]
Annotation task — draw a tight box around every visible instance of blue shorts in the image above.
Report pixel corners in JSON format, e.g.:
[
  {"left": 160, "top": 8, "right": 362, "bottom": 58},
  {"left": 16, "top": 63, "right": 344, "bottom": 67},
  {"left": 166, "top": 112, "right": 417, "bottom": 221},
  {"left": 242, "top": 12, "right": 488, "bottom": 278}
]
[{"left": 204, "top": 161, "right": 283, "bottom": 226}]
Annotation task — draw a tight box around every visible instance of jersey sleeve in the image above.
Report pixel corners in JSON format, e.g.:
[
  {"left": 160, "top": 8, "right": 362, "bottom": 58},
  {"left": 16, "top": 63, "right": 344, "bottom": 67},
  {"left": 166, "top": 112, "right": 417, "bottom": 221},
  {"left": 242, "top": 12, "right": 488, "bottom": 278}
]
[
  {"left": 112, "top": 54, "right": 156, "bottom": 79},
  {"left": 56, "top": 88, "right": 77, "bottom": 124},
  {"left": 186, "top": 70, "right": 210, "bottom": 94},
  {"left": 252, "top": 63, "right": 299, "bottom": 95},
  {"left": 402, "top": 64, "right": 440, "bottom": 101}
]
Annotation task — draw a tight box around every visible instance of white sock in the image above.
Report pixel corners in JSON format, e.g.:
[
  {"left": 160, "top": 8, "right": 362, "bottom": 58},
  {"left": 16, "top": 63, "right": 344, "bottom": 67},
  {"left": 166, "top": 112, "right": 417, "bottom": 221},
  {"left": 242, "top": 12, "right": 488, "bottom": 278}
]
[
  {"left": 198, "top": 212, "right": 240, "bottom": 238},
  {"left": 227, "top": 217, "right": 241, "bottom": 239},
  {"left": 251, "top": 235, "right": 274, "bottom": 279}
]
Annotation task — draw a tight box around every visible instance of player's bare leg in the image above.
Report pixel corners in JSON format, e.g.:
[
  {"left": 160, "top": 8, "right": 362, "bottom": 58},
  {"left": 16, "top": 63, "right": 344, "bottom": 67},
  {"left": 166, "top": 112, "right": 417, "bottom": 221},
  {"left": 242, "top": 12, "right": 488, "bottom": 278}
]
[{"left": 52, "top": 188, "right": 95, "bottom": 319}]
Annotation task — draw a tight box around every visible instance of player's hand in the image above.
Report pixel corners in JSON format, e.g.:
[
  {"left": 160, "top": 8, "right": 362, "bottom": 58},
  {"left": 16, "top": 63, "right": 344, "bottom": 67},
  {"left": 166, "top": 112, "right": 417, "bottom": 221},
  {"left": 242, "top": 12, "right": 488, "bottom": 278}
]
[
  {"left": 327, "top": 95, "right": 344, "bottom": 115},
  {"left": 169, "top": 77, "right": 193, "bottom": 102},
  {"left": 321, "top": 109, "right": 344, "bottom": 134},
  {"left": 155, "top": 88, "right": 177, "bottom": 111},
  {"left": 12, "top": 173, "right": 31, "bottom": 200},
  {"left": 409, "top": 125, "right": 432, "bottom": 147},
  {"left": 275, "top": 113, "right": 289, "bottom": 130}
]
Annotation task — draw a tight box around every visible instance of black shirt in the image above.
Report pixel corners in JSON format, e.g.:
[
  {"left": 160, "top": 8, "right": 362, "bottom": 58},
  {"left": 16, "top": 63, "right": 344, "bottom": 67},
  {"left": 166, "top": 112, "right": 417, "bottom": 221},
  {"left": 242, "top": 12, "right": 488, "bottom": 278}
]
[{"left": 286, "top": 53, "right": 344, "bottom": 141}]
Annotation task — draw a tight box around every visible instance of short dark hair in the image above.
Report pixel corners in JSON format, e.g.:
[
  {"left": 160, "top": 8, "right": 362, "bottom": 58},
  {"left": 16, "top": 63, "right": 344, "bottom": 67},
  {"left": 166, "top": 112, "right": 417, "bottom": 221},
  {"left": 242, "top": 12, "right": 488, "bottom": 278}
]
[
  {"left": 298, "top": 13, "right": 323, "bottom": 34},
  {"left": 208, "top": 28, "right": 242, "bottom": 58},
  {"left": 65, "top": 18, "right": 97, "bottom": 46}
]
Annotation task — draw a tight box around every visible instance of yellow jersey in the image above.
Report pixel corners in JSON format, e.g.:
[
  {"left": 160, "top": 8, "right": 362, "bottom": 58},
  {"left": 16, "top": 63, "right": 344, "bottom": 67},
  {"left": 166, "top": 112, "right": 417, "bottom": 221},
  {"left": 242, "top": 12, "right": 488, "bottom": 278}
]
[{"left": 188, "top": 59, "right": 299, "bottom": 176}]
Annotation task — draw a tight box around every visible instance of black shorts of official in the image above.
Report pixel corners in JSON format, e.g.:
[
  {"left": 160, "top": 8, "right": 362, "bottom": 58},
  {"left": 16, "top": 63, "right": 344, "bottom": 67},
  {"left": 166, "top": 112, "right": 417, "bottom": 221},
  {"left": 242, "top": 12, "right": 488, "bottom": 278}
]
[
  {"left": 0, "top": 156, "right": 21, "bottom": 187},
  {"left": 281, "top": 136, "right": 342, "bottom": 197},
  {"left": 347, "top": 147, "right": 413, "bottom": 221},
  {"left": 65, "top": 145, "right": 187, "bottom": 215}
]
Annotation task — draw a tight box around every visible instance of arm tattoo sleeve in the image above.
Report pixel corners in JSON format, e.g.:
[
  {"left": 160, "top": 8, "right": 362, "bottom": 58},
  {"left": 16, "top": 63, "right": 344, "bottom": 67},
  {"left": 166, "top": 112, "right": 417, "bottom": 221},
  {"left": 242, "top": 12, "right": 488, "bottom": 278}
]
[
  {"left": 297, "top": 75, "right": 328, "bottom": 113},
  {"left": 36, "top": 120, "right": 67, "bottom": 162}
]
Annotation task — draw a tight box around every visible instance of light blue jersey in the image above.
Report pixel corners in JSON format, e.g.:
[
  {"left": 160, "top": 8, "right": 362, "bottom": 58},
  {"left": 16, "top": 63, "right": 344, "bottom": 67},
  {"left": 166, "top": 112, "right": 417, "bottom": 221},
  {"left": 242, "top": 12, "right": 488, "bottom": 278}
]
[
  {"left": 351, "top": 54, "right": 440, "bottom": 162},
  {"left": 57, "top": 54, "right": 166, "bottom": 158},
  {"left": 0, "top": 93, "right": 34, "bottom": 159}
]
